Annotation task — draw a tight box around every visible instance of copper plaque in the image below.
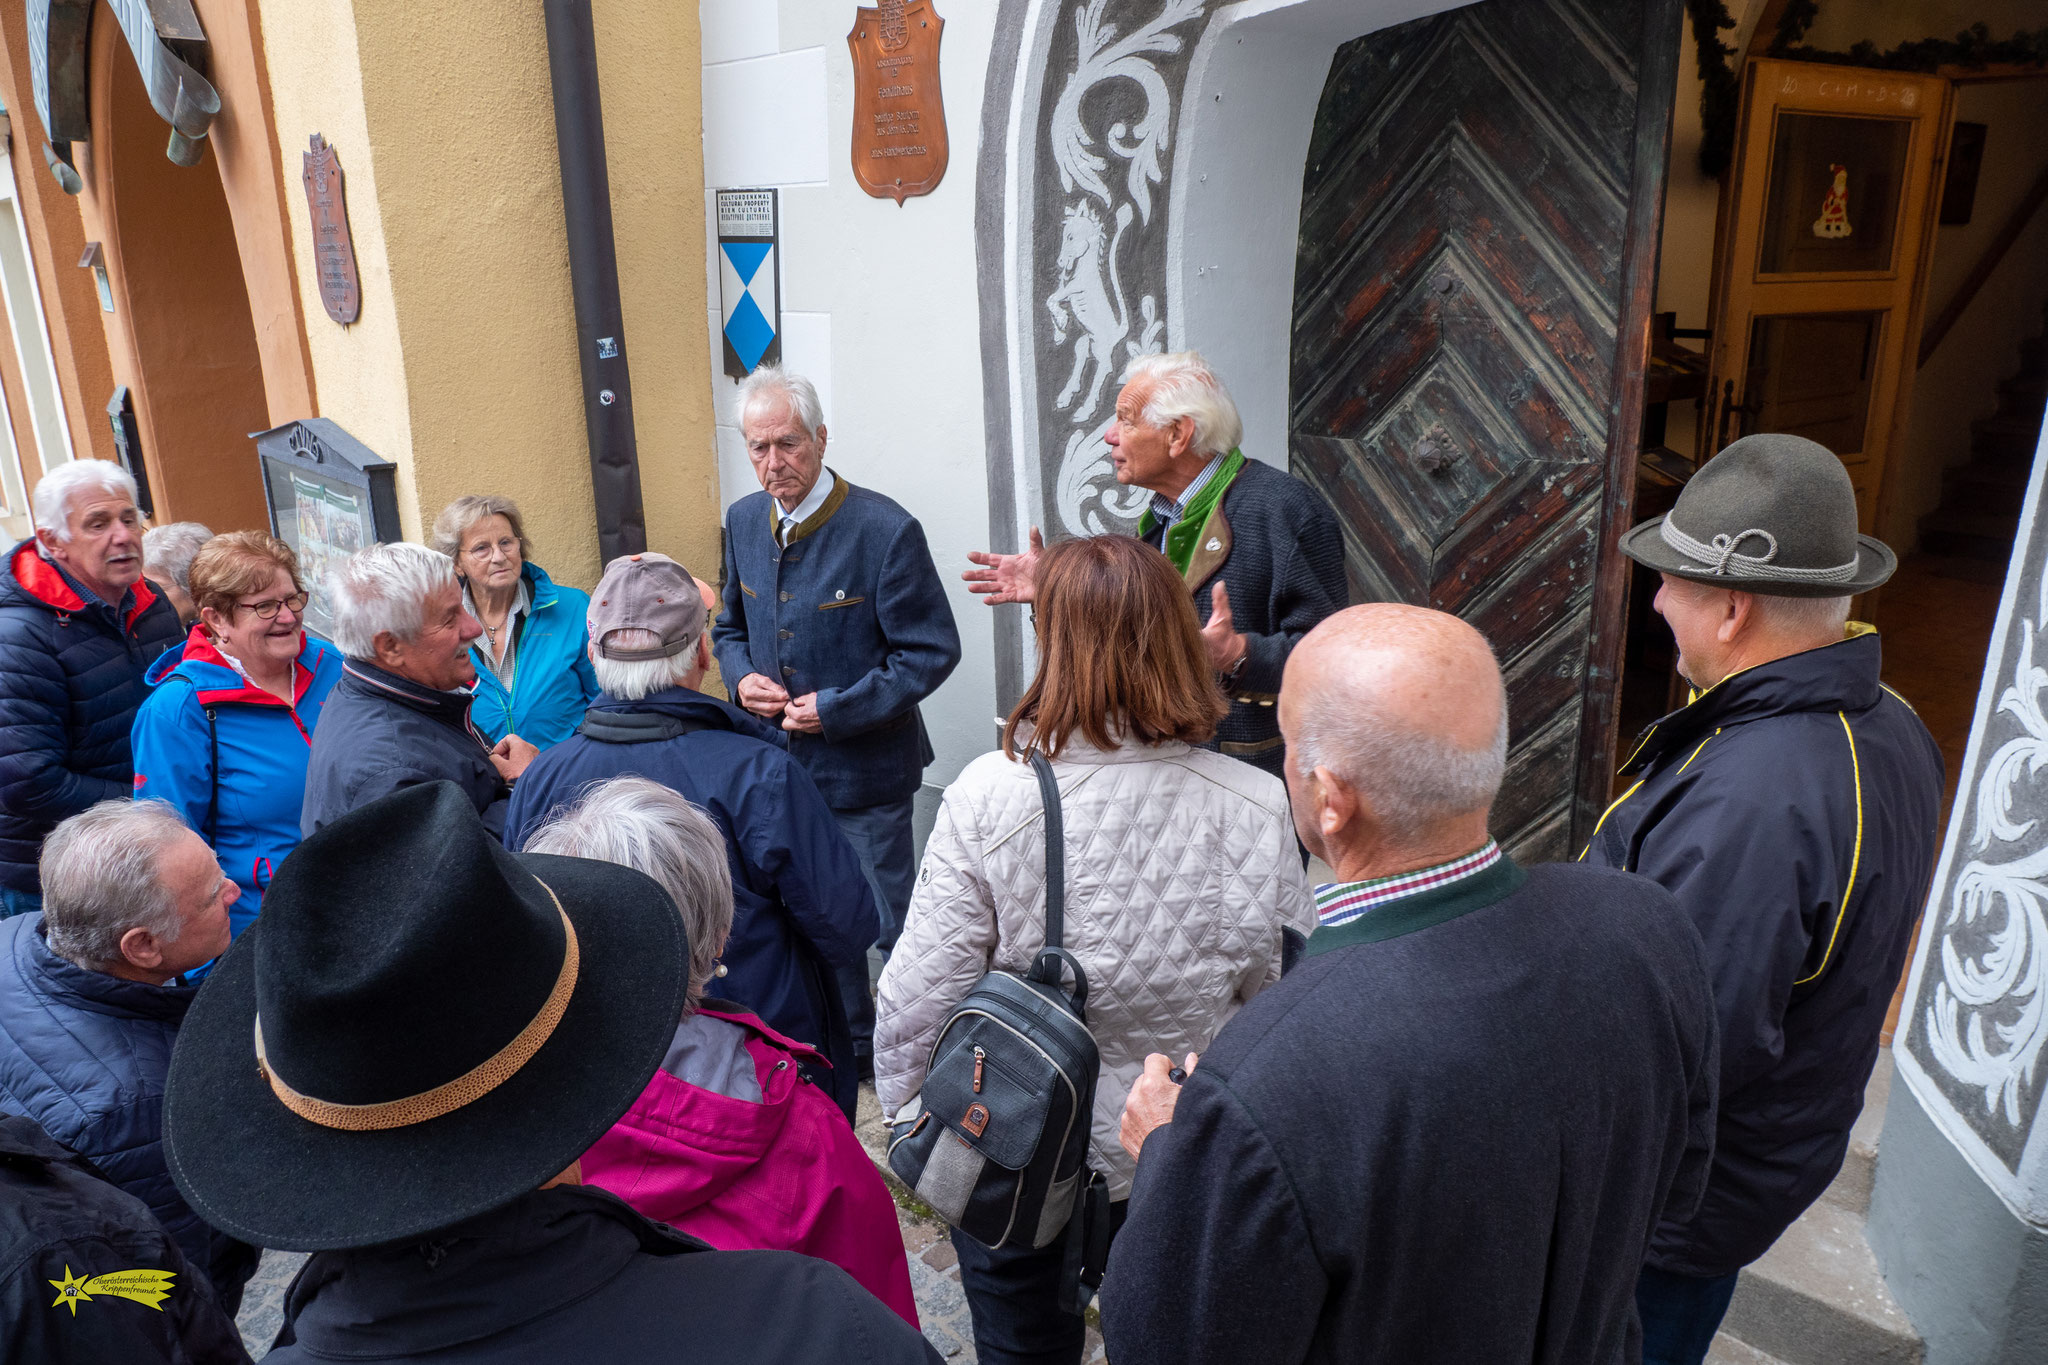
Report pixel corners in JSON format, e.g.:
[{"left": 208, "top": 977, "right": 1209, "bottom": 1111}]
[
  {"left": 302, "top": 134, "right": 362, "bottom": 325},
  {"left": 848, "top": 0, "right": 947, "bottom": 205}
]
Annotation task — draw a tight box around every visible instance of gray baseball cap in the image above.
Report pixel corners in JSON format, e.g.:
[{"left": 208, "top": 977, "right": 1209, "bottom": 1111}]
[{"left": 588, "top": 553, "right": 707, "bottom": 660}]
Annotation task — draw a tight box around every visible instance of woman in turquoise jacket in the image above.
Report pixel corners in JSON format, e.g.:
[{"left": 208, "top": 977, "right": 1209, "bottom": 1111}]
[
  {"left": 130, "top": 532, "right": 342, "bottom": 945},
  {"left": 432, "top": 494, "right": 599, "bottom": 749}
]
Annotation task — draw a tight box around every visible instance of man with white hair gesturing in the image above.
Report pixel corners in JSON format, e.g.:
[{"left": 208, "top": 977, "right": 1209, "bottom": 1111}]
[
  {"left": 966, "top": 351, "right": 1346, "bottom": 780},
  {"left": 0, "top": 461, "right": 182, "bottom": 917},
  {"left": 301, "top": 541, "right": 538, "bottom": 839},
  {"left": 1102, "top": 605, "right": 1720, "bottom": 1365}
]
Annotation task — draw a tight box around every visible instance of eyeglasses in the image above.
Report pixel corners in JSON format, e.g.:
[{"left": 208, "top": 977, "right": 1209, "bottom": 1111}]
[{"left": 238, "top": 592, "right": 309, "bottom": 621}]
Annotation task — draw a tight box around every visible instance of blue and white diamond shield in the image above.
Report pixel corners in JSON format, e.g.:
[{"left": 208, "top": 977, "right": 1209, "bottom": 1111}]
[{"left": 719, "top": 240, "right": 779, "bottom": 377}]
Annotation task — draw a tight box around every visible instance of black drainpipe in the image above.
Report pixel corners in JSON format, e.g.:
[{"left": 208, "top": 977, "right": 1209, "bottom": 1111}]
[{"left": 542, "top": 0, "right": 647, "bottom": 564}]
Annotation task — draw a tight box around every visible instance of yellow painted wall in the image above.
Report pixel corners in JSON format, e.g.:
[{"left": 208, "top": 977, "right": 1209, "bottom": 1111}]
[{"left": 255, "top": 0, "right": 713, "bottom": 591}]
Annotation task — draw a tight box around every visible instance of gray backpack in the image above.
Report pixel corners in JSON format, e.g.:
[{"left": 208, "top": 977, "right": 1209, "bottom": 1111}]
[{"left": 887, "top": 750, "right": 1103, "bottom": 1255}]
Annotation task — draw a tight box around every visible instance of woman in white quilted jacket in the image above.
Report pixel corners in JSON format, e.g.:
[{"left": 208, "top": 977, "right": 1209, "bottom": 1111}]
[{"left": 874, "top": 534, "right": 1317, "bottom": 1365}]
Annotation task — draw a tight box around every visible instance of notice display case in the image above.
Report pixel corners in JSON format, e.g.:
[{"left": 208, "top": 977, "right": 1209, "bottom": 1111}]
[{"left": 251, "top": 418, "right": 399, "bottom": 642}]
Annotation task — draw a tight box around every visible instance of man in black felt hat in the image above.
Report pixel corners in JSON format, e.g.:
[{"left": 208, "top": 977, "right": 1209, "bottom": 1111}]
[
  {"left": 161, "top": 782, "right": 938, "bottom": 1364},
  {"left": 1582, "top": 433, "right": 1944, "bottom": 1365}
]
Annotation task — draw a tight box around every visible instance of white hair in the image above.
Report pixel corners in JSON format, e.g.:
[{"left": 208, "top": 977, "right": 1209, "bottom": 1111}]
[
  {"left": 40, "top": 800, "right": 191, "bottom": 971},
  {"left": 1293, "top": 667, "right": 1509, "bottom": 846},
  {"left": 32, "top": 460, "right": 137, "bottom": 541},
  {"left": 523, "top": 776, "right": 734, "bottom": 1010},
  {"left": 1749, "top": 593, "right": 1853, "bottom": 637},
  {"left": 329, "top": 541, "right": 458, "bottom": 661},
  {"left": 735, "top": 364, "right": 825, "bottom": 438},
  {"left": 142, "top": 522, "right": 213, "bottom": 590},
  {"left": 1123, "top": 351, "right": 1243, "bottom": 458},
  {"left": 590, "top": 627, "right": 699, "bottom": 701}
]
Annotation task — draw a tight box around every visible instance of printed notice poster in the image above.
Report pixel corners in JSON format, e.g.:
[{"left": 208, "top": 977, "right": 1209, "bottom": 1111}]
[
  {"left": 277, "top": 470, "right": 367, "bottom": 641},
  {"left": 716, "top": 188, "right": 780, "bottom": 378}
]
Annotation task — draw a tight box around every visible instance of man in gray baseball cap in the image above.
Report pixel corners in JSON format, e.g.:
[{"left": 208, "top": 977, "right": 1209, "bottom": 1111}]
[
  {"left": 1583, "top": 433, "right": 1943, "bottom": 1365},
  {"left": 502, "top": 553, "right": 878, "bottom": 1121}
]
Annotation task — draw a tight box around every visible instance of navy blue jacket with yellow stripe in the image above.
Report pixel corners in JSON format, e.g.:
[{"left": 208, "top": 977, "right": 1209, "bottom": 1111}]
[{"left": 1582, "top": 626, "right": 1942, "bottom": 1277}]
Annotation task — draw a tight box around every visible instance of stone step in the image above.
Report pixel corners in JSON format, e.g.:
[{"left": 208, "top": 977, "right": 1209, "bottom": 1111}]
[
  {"left": 1720, "top": 1191, "right": 1923, "bottom": 1365},
  {"left": 1708, "top": 1337, "right": 1792, "bottom": 1365},
  {"left": 1972, "top": 413, "right": 2046, "bottom": 460},
  {"left": 1820, "top": 1052, "right": 1890, "bottom": 1217},
  {"left": 1942, "top": 458, "right": 2030, "bottom": 502}
]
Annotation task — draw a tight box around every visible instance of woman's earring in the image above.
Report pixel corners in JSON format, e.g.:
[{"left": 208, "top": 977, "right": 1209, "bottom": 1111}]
[{"left": 714, "top": 963, "right": 728, "bottom": 978}]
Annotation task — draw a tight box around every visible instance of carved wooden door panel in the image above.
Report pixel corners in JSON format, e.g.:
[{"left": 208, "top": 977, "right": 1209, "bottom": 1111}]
[{"left": 1290, "top": 0, "right": 1680, "bottom": 860}]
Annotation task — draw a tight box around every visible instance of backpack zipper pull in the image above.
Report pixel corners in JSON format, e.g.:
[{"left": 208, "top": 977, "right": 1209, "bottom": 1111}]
[{"left": 972, "top": 1045, "right": 985, "bottom": 1093}]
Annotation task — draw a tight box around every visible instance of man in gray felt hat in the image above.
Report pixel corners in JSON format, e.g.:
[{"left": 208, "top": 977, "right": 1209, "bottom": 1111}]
[{"left": 1582, "top": 433, "right": 1944, "bottom": 1365}]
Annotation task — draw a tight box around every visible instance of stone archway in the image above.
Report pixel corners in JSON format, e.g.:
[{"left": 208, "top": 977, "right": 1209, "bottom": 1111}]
[{"left": 973, "top": 0, "right": 1468, "bottom": 703}]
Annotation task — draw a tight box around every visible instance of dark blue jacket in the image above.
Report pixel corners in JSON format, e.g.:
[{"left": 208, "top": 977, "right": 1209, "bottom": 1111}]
[
  {"left": 301, "top": 660, "right": 511, "bottom": 839},
  {"left": 0, "top": 915, "right": 257, "bottom": 1312},
  {"left": 503, "top": 688, "right": 879, "bottom": 1120},
  {"left": 714, "top": 474, "right": 962, "bottom": 809},
  {"left": 1582, "top": 627, "right": 1943, "bottom": 1276},
  {"left": 0, "top": 540, "right": 182, "bottom": 891},
  {"left": 0, "top": 1115, "right": 250, "bottom": 1364},
  {"left": 131, "top": 628, "right": 343, "bottom": 938},
  {"left": 466, "top": 561, "right": 600, "bottom": 750}
]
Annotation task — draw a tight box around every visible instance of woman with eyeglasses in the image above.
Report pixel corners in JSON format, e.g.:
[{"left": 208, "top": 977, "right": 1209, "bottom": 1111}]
[{"left": 130, "top": 531, "right": 342, "bottom": 955}]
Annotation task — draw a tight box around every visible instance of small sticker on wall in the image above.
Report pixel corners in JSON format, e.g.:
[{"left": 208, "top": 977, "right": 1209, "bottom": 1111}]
[{"left": 1813, "top": 163, "right": 1852, "bottom": 239}]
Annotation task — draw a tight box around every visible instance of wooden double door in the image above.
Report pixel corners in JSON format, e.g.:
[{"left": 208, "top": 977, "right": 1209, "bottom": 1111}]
[{"left": 1290, "top": 0, "right": 1683, "bottom": 859}]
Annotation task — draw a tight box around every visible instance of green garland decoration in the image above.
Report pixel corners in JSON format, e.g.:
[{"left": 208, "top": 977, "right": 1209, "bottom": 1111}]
[{"left": 1684, "top": 1, "right": 2048, "bottom": 178}]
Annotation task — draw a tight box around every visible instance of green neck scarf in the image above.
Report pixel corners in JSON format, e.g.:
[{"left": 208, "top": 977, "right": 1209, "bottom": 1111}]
[{"left": 1138, "top": 449, "right": 1247, "bottom": 576}]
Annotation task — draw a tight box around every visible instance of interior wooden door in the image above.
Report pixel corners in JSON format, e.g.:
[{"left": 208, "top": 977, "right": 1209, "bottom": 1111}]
[
  {"left": 1290, "top": 0, "right": 1681, "bottom": 860},
  {"left": 1704, "top": 59, "right": 1951, "bottom": 531}
]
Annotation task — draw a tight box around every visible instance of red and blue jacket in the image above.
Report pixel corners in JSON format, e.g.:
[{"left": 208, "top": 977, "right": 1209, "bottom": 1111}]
[{"left": 130, "top": 626, "right": 342, "bottom": 939}]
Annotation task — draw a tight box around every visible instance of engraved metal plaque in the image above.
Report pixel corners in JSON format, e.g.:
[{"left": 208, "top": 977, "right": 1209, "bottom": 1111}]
[
  {"left": 302, "top": 134, "right": 362, "bottom": 325},
  {"left": 848, "top": 0, "right": 948, "bottom": 205}
]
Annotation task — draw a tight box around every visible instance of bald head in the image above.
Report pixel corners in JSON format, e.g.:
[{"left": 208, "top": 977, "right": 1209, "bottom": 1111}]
[{"left": 1281, "top": 605, "right": 1507, "bottom": 863}]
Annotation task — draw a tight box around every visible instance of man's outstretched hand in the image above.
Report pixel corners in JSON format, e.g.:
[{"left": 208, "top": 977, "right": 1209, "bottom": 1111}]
[{"left": 964, "top": 526, "right": 1044, "bottom": 606}]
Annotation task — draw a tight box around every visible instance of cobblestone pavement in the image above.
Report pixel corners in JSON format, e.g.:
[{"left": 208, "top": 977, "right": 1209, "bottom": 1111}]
[{"left": 235, "top": 1080, "right": 1104, "bottom": 1363}]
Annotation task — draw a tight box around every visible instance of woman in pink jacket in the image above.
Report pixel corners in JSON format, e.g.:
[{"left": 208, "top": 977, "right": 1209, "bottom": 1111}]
[{"left": 525, "top": 776, "right": 917, "bottom": 1326}]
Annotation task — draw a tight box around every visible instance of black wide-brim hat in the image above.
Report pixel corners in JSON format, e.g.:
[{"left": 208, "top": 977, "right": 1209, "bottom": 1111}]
[
  {"left": 164, "top": 781, "right": 685, "bottom": 1252},
  {"left": 1621, "top": 432, "right": 1896, "bottom": 597}
]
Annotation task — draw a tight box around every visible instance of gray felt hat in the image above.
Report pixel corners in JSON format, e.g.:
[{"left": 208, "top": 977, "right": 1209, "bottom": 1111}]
[{"left": 1620, "top": 433, "right": 1896, "bottom": 597}]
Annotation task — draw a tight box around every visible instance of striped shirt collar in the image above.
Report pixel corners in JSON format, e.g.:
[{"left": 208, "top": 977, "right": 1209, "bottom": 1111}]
[
  {"left": 1315, "top": 841, "right": 1503, "bottom": 928},
  {"left": 1148, "top": 451, "right": 1228, "bottom": 527}
]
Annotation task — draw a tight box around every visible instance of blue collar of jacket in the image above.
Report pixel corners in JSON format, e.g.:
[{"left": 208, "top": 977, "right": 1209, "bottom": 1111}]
[
  {"left": 587, "top": 686, "right": 788, "bottom": 747},
  {"left": 280, "top": 1186, "right": 709, "bottom": 1358},
  {"left": 341, "top": 658, "right": 476, "bottom": 727},
  {"left": 9, "top": 913, "right": 195, "bottom": 1023},
  {"left": 1622, "top": 627, "right": 1883, "bottom": 776}
]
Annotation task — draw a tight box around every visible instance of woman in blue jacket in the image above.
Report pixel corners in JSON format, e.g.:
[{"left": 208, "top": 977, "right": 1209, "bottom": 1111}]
[
  {"left": 130, "top": 531, "right": 341, "bottom": 944},
  {"left": 432, "top": 494, "right": 598, "bottom": 749}
]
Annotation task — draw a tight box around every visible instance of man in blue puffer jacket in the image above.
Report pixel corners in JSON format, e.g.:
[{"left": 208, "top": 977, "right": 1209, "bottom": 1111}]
[
  {"left": 0, "top": 799, "right": 257, "bottom": 1314},
  {"left": 0, "top": 462, "right": 181, "bottom": 916}
]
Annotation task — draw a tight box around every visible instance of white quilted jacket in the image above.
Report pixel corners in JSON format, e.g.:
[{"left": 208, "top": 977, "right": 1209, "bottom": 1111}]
[{"left": 874, "top": 736, "right": 1316, "bottom": 1198}]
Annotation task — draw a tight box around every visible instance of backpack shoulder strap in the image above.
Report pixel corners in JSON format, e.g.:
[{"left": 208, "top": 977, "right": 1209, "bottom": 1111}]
[
  {"left": 203, "top": 706, "right": 220, "bottom": 845},
  {"left": 1027, "top": 748, "right": 1064, "bottom": 950},
  {"left": 1025, "top": 749, "right": 1086, "bottom": 1013}
]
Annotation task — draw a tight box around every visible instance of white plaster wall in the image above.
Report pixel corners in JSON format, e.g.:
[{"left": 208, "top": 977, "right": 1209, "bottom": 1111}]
[
  {"left": 699, "top": 0, "right": 999, "bottom": 790},
  {"left": 1172, "top": 0, "right": 1472, "bottom": 470}
]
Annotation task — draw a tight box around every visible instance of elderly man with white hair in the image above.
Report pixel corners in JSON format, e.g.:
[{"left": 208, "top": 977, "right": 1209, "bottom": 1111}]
[
  {"left": 967, "top": 351, "right": 1348, "bottom": 782},
  {"left": 301, "top": 541, "right": 538, "bottom": 839},
  {"left": 0, "top": 461, "right": 182, "bottom": 916},
  {"left": 712, "top": 365, "right": 960, "bottom": 1082},
  {"left": 508, "top": 552, "right": 880, "bottom": 1122},
  {"left": 1102, "top": 605, "right": 1720, "bottom": 1365}
]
